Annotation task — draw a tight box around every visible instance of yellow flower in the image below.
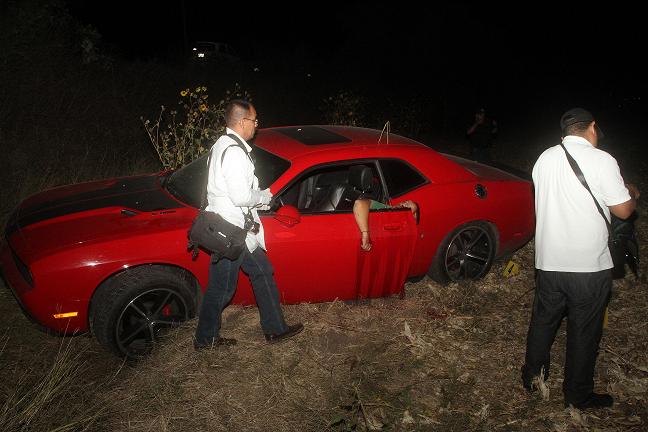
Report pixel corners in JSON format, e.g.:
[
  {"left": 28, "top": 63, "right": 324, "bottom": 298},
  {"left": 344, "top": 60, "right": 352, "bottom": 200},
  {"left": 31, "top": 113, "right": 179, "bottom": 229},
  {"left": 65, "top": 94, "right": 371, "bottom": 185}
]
[
  {"left": 199, "top": 104, "right": 207, "bottom": 112},
  {"left": 201, "top": 86, "right": 207, "bottom": 91},
  {"left": 193, "top": 112, "right": 198, "bottom": 117},
  {"left": 180, "top": 90, "right": 188, "bottom": 97},
  {"left": 195, "top": 87, "right": 201, "bottom": 92}
]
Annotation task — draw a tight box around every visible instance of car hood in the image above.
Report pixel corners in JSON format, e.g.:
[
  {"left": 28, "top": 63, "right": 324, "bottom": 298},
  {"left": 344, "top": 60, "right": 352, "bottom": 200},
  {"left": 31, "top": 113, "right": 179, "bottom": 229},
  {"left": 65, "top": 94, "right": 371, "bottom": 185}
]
[{"left": 4, "top": 174, "right": 186, "bottom": 254}]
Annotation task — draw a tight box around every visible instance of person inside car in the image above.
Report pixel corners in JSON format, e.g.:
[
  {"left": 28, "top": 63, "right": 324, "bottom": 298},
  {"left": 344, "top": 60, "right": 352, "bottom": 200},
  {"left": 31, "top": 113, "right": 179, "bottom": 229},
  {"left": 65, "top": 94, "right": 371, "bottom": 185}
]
[{"left": 353, "top": 198, "right": 418, "bottom": 251}]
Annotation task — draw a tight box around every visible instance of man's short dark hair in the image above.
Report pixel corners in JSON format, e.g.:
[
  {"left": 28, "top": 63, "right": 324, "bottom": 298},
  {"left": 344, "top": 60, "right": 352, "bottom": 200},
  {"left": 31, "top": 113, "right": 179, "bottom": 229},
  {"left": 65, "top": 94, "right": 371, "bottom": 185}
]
[
  {"left": 224, "top": 99, "right": 253, "bottom": 126},
  {"left": 563, "top": 121, "right": 590, "bottom": 136}
]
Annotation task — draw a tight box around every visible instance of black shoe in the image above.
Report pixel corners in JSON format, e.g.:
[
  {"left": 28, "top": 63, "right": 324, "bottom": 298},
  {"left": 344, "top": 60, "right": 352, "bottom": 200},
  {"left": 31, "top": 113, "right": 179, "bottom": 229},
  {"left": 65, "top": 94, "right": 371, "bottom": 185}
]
[
  {"left": 565, "top": 393, "right": 613, "bottom": 410},
  {"left": 521, "top": 365, "right": 548, "bottom": 392},
  {"left": 264, "top": 323, "right": 304, "bottom": 344},
  {"left": 194, "top": 337, "right": 237, "bottom": 351}
]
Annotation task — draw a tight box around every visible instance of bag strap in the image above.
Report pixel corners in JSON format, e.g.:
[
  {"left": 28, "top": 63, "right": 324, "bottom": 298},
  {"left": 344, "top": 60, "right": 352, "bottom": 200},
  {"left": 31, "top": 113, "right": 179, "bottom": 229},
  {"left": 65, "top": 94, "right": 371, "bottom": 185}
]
[
  {"left": 223, "top": 134, "right": 257, "bottom": 220},
  {"left": 559, "top": 143, "right": 612, "bottom": 237},
  {"left": 222, "top": 133, "right": 253, "bottom": 165},
  {"left": 199, "top": 149, "right": 214, "bottom": 211},
  {"left": 199, "top": 133, "right": 254, "bottom": 210},
  {"left": 200, "top": 132, "right": 259, "bottom": 230}
]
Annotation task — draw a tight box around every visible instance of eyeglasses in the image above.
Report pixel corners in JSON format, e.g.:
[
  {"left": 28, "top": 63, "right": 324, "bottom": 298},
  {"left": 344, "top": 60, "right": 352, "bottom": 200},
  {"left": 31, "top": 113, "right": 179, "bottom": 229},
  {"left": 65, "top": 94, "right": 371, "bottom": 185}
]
[{"left": 243, "top": 117, "right": 259, "bottom": 127}]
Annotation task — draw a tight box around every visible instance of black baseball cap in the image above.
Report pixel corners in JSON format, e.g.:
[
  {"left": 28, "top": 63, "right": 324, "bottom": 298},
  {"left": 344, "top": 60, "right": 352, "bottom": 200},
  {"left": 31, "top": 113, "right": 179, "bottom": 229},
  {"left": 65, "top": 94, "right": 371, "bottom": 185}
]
[{"left": 560, "top": 107, "right": 604, "bottom": 139}]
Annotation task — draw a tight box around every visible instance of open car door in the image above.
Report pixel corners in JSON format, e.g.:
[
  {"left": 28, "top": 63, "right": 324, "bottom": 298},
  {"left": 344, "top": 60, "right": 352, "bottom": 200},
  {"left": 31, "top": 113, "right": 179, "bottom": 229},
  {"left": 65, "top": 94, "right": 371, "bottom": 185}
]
[
  {"left": 253, "top": 206, "right": 416, "bottom": 304},
  {"left": 231, "top": 161, "right": 418, "bottom": 305}
]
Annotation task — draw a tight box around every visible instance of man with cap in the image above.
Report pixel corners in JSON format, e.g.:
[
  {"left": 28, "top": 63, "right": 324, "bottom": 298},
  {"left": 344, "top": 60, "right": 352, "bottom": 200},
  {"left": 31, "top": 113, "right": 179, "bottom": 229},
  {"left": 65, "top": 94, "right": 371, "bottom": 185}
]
[{"left": 521, "top": 107, "right": 640, "bottom": 409}]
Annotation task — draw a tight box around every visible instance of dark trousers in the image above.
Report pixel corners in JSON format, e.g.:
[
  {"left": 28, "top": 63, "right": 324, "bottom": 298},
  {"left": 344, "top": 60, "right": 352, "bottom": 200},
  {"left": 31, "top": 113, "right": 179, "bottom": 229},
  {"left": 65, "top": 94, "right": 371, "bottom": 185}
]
[
  {"left": 194, "top": 247, "right": 288, "bottom": 345},
  {"left": 522, "top": 269, "right": 611, "bottom": 404}
]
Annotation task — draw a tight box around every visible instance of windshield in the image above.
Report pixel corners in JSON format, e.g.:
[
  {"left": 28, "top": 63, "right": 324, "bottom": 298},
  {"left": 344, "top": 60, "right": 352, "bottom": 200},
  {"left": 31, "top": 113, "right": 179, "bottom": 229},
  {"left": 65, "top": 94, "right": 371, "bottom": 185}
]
[{"left": 165, "top": 147, "right": 291, "bottom": 208}]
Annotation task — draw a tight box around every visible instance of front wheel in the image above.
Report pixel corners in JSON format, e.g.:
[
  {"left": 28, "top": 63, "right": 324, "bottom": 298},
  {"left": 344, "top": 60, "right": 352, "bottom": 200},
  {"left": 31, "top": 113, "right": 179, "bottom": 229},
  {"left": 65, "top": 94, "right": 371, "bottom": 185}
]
[
  {"left": 90, "top": 265, "right": 197, "bottom": 358},
  {"left": 428, "top": 221, "right": 497, "bottom": 284}
]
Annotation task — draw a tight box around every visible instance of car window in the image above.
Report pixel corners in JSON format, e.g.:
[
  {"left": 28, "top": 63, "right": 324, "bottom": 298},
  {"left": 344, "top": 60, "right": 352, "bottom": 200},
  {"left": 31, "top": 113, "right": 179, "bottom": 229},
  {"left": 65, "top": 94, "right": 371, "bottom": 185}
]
[
  {"left": 252, "top": 147, "right": 291, "bottom": 190},
  {"left": 276, "top": 162, "right": 384, "bottom": 214},
  {"left": 165, "top": 147, "right": 290, "bottom": 208},
  {"left": 379, "top": 159, "right": 428, "bottom": 198},
  {"left": 165, "top": 153, "right": 208, "bottom": 208}
]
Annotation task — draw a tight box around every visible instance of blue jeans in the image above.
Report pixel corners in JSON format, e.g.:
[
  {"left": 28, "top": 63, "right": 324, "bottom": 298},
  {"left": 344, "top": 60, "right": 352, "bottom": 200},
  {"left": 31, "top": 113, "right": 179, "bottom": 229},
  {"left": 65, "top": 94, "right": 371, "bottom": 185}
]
[
  {"left": 522, "top": 270, "right": 611, "bottom": 404},
  {"left": 194, "top": 247, "right": 288, "bottom": 345}
]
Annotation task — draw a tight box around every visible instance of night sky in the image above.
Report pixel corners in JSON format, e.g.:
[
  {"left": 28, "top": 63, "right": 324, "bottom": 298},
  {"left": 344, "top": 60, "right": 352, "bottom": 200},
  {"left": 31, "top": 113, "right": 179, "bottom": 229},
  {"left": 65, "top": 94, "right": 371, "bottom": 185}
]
[{"left": 65, "top": 1, "right": 646, "bottom": 138}]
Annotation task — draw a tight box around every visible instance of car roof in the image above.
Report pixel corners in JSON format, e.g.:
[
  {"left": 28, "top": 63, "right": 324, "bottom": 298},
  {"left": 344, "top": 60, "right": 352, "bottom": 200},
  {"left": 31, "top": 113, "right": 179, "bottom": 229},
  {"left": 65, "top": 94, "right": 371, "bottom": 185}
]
[
  {"left": 255, "top": 125, "right": 426, "bottom": 159},
  {"left": 254, "top": 125, "right": 474, "bottom": 184}
]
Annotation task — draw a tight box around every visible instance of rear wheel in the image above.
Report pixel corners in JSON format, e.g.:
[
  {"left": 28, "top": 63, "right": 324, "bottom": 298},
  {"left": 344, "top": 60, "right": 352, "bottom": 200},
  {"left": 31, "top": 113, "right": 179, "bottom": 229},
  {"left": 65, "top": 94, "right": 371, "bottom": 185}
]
[
  {"left": 90, "top": 265, "right": 197, "bottom": 358},
  {"left": 428, "top": 221, "right": 497, "bottom": 284}
]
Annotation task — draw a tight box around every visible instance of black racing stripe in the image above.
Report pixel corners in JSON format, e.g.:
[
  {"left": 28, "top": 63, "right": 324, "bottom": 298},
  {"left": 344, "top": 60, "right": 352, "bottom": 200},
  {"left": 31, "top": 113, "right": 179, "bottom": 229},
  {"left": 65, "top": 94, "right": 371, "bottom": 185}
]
[
  {"left": 22, "top": 176, "right": 161, "bottom": 215},
  {"left": 5, "top": 188, "right": 182, "bottom": 236}
]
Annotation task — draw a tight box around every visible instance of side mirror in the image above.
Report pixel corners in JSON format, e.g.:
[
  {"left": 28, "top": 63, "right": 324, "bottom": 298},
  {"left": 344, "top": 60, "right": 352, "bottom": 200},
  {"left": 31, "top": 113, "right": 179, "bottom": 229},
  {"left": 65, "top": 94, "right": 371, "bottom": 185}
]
[{"left": 274, "top": 205, "right": 301, "bottom": 227}]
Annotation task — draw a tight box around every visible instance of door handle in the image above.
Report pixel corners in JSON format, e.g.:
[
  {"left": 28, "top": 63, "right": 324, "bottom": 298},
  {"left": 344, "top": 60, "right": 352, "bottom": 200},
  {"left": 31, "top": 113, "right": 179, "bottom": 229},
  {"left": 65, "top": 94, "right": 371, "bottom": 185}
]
[{"left": 383, "top": 223, "right": 403, "bottom": 231}]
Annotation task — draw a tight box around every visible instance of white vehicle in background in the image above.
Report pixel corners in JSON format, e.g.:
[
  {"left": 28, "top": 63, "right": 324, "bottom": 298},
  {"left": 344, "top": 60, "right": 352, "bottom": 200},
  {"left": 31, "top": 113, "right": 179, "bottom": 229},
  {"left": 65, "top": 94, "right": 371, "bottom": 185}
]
[{"left": 191, "top": 41, "right": 238, "bottom": 62}]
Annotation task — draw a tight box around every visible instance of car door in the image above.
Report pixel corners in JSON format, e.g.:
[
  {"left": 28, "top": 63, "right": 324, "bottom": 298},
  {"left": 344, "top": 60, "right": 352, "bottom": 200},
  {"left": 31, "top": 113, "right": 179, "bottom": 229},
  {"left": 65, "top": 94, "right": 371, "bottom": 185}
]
[
  {"left": 355, "top": 207, "right": 417, "bottom": 300},
  {"left": 233, "top": 161, "right": 417, "bottom": 304}
]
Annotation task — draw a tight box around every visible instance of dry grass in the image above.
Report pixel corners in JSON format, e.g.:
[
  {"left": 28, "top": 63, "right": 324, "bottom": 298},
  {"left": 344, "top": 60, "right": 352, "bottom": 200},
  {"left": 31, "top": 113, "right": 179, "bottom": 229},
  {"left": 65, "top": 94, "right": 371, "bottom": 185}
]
[
  {"left": 0, "top": 335, "right": 110, "bottom": 432},
  {"left": 78, "top": 210, "right": 646, "bottom": 432}
]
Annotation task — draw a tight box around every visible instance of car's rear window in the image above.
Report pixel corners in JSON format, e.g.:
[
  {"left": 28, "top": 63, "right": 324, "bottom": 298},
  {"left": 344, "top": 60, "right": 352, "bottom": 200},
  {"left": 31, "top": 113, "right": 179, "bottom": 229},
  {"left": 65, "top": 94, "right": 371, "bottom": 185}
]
[
  {"left": 252, "top": 147, "right": 291, "bottom": 189},
  {"left": 165, "top": 147, "right": 290, "bottom": 207},
  {"left": 379, "top": 159, "right": 428, "bottom": 198}
]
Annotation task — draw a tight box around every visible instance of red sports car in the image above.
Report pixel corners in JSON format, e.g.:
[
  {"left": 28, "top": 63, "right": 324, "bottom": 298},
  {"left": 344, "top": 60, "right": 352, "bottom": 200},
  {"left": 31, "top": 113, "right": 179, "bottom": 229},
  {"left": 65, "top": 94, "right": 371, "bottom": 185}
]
[{"left": 1, "top": 126, "right": 534, "bottom": 357}]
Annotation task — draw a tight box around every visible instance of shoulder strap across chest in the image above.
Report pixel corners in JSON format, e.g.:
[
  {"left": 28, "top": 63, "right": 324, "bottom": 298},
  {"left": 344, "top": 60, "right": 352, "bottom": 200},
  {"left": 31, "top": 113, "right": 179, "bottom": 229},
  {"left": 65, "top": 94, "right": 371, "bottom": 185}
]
[{"left": 221, "top": 133, "right": 253, "bottom": 166}]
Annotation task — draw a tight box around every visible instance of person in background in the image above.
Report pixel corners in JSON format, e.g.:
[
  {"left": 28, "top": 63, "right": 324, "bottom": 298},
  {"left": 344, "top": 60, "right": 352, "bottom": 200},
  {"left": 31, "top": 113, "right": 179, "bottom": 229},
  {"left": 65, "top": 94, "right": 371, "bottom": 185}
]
[
  {"left": 194, "top": 99, "right": 304, "bottom": 350},
  {"left": 521, "top": 107, "right": 640, "bottom": 409},
  {"left": 466, "top": 107, "right": 498, "bottom": 162}
]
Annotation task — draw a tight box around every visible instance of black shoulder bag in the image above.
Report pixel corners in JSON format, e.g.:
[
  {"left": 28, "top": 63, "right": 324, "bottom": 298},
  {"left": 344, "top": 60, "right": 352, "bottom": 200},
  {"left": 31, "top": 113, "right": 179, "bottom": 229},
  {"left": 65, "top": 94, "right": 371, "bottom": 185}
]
[
  {"left": 560, "top": 144, "right": 639, "bottom": 279},
  {"left": 187, "top": 134, "right": 254, "bottom": 260}
]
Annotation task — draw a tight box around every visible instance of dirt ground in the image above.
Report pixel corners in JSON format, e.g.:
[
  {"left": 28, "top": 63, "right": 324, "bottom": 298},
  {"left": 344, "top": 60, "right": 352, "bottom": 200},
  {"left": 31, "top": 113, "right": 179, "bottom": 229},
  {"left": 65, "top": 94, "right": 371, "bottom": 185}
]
[{"left": 1, "top": 215, "right": 646, "bottom": 431}]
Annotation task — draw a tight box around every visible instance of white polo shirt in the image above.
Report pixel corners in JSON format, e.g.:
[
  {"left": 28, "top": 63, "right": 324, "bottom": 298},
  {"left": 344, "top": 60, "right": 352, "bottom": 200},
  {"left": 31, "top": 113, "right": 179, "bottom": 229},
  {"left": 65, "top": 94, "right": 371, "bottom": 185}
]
[
  {"left": 532, "top": 135, "right": 630, "bottom": 272},
  {"left": 206, "top": 128, "right": 266, "bottom": 252}
]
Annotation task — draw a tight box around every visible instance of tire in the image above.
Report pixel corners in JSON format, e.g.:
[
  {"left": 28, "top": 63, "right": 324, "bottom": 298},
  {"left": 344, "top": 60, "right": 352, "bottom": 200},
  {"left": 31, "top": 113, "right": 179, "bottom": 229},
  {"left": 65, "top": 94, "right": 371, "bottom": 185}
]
[
  {"left": 406, "top": 274, "right": 426, "bottom": 283},
  {"left": 90, "top": 265, "right": 197, "bottom": 358},
  {"left": 428, "top": 221, "right": 497, "bottom": 284}
]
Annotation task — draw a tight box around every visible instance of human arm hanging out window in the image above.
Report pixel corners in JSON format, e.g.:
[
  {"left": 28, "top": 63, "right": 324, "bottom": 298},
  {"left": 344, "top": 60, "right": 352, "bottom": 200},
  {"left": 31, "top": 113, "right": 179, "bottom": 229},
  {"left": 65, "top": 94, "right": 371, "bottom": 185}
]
[{"left": 352, "top": 199, "right": 418, "bottom": 251}]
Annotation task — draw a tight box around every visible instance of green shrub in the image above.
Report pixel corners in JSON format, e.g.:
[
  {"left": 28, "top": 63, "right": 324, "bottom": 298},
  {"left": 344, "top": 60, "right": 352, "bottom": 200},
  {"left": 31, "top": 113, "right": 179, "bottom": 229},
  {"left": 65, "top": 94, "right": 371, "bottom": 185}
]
[{"left": 321, "top": 90, "right": 366, "bottom": 127}]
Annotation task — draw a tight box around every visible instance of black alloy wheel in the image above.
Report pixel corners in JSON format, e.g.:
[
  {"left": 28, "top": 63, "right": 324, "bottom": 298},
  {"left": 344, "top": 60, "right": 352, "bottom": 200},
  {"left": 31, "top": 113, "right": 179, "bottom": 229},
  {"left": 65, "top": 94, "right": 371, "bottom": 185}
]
[
  {"left": 444, "top": 225, "right": 494, "bottom": 280},
  {"left": 91, "top": 265, "right": 197, "bottom": 358},
  {"left": 115, "top": 287, "right": 191, "bottom": 357},
  {"left": 428, "top": 221, "right": 497, "bottom": 284}
]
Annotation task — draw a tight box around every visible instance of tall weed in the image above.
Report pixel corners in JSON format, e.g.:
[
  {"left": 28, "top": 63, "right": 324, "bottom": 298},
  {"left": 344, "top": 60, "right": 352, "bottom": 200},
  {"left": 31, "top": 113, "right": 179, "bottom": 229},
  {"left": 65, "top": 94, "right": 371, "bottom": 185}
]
[
  {"left": 142, "top": 83, "right": 251, "bottom": 169},
  {"left": 0, "top": 336, "right": 107, "bottom": 432}
]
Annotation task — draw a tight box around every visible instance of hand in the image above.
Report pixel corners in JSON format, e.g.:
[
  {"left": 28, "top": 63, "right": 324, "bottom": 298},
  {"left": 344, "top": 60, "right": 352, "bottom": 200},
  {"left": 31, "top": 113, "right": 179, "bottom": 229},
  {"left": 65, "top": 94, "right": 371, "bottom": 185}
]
[
  {"left": 360, "top": 231, "right": 372, "bottom": 251},
  {"left": 398, "top": 200, "right": 417, "bottom": 212},
  {"left": 259, "top": 188, "right": 273, "bottom": 205}
]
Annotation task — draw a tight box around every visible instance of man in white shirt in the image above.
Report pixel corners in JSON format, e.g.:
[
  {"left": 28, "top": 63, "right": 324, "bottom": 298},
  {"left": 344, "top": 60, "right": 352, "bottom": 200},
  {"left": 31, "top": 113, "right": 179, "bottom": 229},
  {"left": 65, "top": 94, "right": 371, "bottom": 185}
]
[
  {"left": 194, "top": 100, "right": 303, "bottom": 350},
  {"left": 522, "top": 107, "right": 640, "bottom": 410}
]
